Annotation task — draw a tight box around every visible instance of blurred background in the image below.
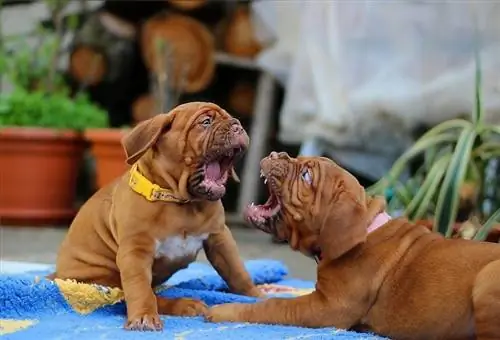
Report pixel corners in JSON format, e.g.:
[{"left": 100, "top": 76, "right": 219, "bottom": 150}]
[{"left": 1, "top": 0, "right": 499, "bottom": 280}]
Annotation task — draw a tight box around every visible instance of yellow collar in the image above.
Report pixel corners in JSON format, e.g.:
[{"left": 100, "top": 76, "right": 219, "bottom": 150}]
[{"left": 128, "top": 163, "right": 189, "bottom": 204}]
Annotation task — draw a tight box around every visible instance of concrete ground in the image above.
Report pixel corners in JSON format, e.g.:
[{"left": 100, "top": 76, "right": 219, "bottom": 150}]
[{"left": 0, "top": 226, "right": 316, "bottom": 281}]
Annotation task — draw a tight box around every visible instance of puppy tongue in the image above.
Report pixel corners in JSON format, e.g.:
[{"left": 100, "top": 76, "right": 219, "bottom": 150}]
[{"left": 206, "top": 161, "right": 221, "bottom": 180}]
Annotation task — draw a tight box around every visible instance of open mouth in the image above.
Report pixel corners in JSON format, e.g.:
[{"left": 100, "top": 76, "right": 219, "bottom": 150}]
[
  {"left": 244, "top": 170, "right": 282, "bottom": 229},
  {"left": 198, "top": 147, "right": 243, "bottom": 199}
]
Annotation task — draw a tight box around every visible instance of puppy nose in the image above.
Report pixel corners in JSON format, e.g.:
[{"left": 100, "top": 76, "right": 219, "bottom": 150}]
[{"left": 230, "top": 123, "right": 244, "bottom": 134}]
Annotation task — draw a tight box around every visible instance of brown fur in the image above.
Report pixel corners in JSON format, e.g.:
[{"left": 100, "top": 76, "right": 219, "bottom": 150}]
[
  {"left": 51, "top": 102, "right": 262, "bottom": 331},
  {"left": 206, "top": 152, "right": 500, "bottom": 340}
]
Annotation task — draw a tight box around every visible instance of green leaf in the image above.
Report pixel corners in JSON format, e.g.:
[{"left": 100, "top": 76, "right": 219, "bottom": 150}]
[
  {"left": 0, "top": 89, "right": 108, "bottom": 130},
  {"left": 482, "top": 125, "right": 500, "bottom": 136},
  {"left": 472, "top": 46, "right": 483, "bottom": 124},
  {"left": 367, "top": 132, "right": 461, "bottom": 194},
  {"left": 367, "top": 119, "right": 471, "bottom": 195},
  {"left": 405, "top": 154, "right": 452, "bottom": 220},
  {"left": 434, "top": 126, "right": 477, "bottom": 237},
  {"left": 392, "top": 179, "right": 420, "bottom": 208},
  {"left": 473, "top": 208, "right": 500, "bottom": 241}
]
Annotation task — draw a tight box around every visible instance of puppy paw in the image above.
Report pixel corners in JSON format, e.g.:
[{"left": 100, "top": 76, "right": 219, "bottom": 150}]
[
  {"left": 169, "top": 298, "right": 208, "bottom": 317},
  {"left": 244, "top": 286, "right": 266, "bottom": 298},
  {"left": 125, "top": 313, "right": 163, "bottom": 331},
  {"left": 205, "top": 303, "right": 245, "bottom": 323}
]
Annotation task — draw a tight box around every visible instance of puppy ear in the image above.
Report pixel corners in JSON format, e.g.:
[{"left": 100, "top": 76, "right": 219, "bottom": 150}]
[
  {"left": 318, "top": 192, "right": 368, "bottom": 262},
  {"left": 121, "top": 112, "right": 176, "bottom": 165}
]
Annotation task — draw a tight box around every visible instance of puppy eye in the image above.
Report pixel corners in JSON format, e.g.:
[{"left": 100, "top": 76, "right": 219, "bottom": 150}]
[
  {"left": 200, "top": 117, "right": 212, "bottom": 127},
  {"left": 301, "top": 168, "right": 312, "bottom": 184}
]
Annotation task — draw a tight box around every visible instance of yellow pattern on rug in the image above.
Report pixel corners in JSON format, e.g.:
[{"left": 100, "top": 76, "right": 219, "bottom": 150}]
[
  {"left": 54, "top": 278, "right": 312, "bottom": 315},
  {"left": 0, "top": 319, "right": 38, "bottom": 335}
]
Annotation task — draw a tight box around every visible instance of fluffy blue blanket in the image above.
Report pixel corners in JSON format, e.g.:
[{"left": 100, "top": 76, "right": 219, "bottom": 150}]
[{"left": 0, "top": 260, "right": 385, "bottom": 339}]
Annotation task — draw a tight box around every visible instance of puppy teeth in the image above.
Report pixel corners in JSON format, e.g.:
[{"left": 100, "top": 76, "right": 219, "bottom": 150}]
[{"left": 264, "top": 178, "right": 268, "bottom": 184}]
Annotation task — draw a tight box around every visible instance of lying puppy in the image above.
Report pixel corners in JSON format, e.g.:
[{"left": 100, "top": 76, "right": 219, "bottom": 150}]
[
  {"left": 207, "top": 152, "right": 500, "bottom": 340},
  {"left": 52, "top": 102, "right": 262, "bottom": 331}
]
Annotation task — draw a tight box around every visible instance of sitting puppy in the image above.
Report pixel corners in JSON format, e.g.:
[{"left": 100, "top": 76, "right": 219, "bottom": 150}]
[
  {"left": 52, "top": 102, "right": 262, "bottom": 331},
  {"left": 207, "top": 152, "right": 500, "bottom": 340}
]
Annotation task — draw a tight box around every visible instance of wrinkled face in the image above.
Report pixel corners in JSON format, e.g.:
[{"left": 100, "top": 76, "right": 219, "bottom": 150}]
[
  {"left": 173, "top": 104, "right": 248, "bottom": 201},
  {"left": 244, "top": 152, "right": 365, "bottom": 261},
  {"left": 123, "top": 102, "right": 249, "bottom": 201}
]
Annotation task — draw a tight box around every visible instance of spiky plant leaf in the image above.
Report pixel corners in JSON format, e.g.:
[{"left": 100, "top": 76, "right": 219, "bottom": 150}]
[
  {"left": 435, "top": 127, "right": 477, "bottom": 236},
  {"left": 367, "top": 132, "right": 462, "bottom": 195},
  {"left": 423, "top": 146, "right": 439, "bottom": 172},
  {"left": 473, "top": 207, "right": 500, "bottom": 241},
  {"left": 472, "top": 46, "right": 483, "bottom": 124},
  {"left": 406, "top": 154, "right": 452, "bottom": 220},
  {"left": 391, "top": 178, "right": 422, "bottom": 208},
  {"left": 473, "top": 142, "right": 499, "bottom": 155},
  {"left": 482, "top": 125, "right": 500, "bottom": 136}
]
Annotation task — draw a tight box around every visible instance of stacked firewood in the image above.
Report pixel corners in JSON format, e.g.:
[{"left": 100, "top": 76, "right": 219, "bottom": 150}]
[{"left": 67, "top": 0, "right": 263, "bottom": 127}]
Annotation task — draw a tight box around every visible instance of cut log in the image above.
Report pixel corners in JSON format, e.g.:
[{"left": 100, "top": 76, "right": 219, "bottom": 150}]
[
  {"left": 228, "top": 82, "right": 255, "bottom": 117},
  {"left": 69, "top": 11, "right": 137, "bottom": 86},
  {"left": 132, "top": 93, "right": 158, "bottom": 125},
  {"left": 141, "top": 12, "right": 215, "bottom": 93},
  {"left": 223, "top": 5, "right": 262, "bottom": 59},
  {"left": 167, "top": 0, "right": 207, "bottom": 11}
]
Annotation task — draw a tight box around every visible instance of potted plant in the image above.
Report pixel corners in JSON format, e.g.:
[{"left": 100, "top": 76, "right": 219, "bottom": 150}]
[
  {"left": 0, "top": 90, "right": 107, "bottom": 225},
  {"left": 367, "top": 54, "right": 500, "bottom": 242},
  {"left": 0, "top": 2, "right": 108, "bottom": 225}
]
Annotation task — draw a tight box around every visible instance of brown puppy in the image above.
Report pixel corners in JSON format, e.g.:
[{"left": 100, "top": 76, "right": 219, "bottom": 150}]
[
  {"left": 207, "top": 152, "right": 500, "bottom": 340},
  {"left": 52, "top": 102, "right": 262, "bottom": 331}
]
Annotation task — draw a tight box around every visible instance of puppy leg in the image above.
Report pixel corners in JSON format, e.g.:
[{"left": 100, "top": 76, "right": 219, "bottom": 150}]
[
  {"left": 117, "top": 240, "right": 163, "bottom": 331},
  {"left": 207, "top": 292, "right": 350, "bottom": 328},
  {"left": 157, "top": 297, "right": 208, "bottom": 316},
  {"left": 472, "top": 259, "right": 500, "bottom": 340},
  {"left": 204, "top": 225, "right": 263, "bottom": 298}
]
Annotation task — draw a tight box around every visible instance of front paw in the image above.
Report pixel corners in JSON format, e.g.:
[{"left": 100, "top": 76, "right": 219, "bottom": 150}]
[
  {"left": 170, "top": 298, "right": 208, "bottom": 317},
  {"left": 243, "top": 286, "right": 266, "bottom": 298},
  {"left": 125, "top": 313, "right": 163, "bottom": 331},
  {"left": 206, "top": 303, "right": 246, "bottom": 323}
]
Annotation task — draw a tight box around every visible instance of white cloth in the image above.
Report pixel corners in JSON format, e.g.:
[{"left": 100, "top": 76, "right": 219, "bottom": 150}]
[{"left": 252, "top": 0, "right": 500, "bottom": 159}]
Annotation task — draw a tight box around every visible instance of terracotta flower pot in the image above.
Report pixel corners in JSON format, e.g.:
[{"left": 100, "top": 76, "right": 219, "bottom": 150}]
[
  {"left": 0, "top": 127, "right": 85, "bottom": 226},
  {"left": 85, "top": 128, "right": 129, "bottom": 189}
]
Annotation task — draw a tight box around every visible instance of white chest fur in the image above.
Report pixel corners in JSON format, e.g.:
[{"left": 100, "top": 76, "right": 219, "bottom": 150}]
[{"left": 155, "top": 233, "right": 209, "bottom": 260}]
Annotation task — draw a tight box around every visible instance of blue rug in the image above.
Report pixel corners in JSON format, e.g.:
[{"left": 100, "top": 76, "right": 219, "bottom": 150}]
[{"left": 0, "top": 260, "right": 384, "bottom": 339}]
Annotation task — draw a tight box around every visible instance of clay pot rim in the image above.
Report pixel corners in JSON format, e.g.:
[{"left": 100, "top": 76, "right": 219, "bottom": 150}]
[
  {"left": 0, "top": 126, "right": 82, "bottom": 140},
  {"left": 84, "top": 127, "right": 130, "bottom": 143}
]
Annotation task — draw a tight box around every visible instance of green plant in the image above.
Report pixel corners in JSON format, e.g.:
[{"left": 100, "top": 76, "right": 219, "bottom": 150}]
[
  {"left": 0, "top": 0, "right": 109, "bottom": 131},
  {"left": 0, "top": 88, "right": 108, "bottom": 130},
  {"left": 1, "top": 0, "right": 76, "bottom": 92},
  {"left": 1, "top": 29, "right": 66, "bottom": 93},
  {"left": 367, "top": 53, "right": 500, "bottom": 242}
]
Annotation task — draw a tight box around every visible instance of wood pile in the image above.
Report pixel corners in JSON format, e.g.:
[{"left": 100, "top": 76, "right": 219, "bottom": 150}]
[
  {"left": 67, "top": 0, "right": 266, "bottom": 127},
  {"left": 64, "top": 0, "right": 282, "bottom": 212}
]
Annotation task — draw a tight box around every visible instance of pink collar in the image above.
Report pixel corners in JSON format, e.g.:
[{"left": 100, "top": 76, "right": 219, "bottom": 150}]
[{"left": 367, "top": 211, "right": 391, "bottom": 234}]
